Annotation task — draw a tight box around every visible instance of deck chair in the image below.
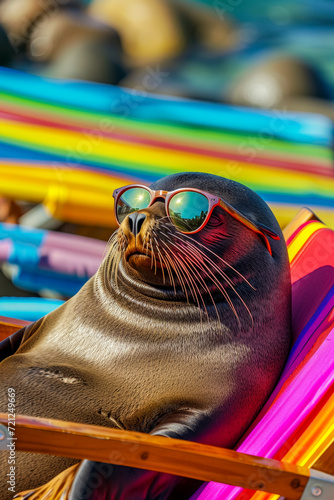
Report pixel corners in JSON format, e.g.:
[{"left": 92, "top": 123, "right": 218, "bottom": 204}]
[
  {"left": 0, "top": 208, "right": 333, "bottom": 499},
  {"left": 0, "top": 164, "right": 117, "bottom": 228},
  {"left": 0, "top": 298, "right": 63, "bottom": 322},
  {"left": 0, "top": 315, "right": 30, "bottom": 342},
  {"left": 0, "top": 222, "right": 105, "bottom": 296}
]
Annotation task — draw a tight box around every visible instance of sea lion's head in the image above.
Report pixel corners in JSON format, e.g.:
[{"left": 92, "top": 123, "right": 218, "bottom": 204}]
[{"left": 104, "top": 172, "right": 290, "bottom": 328}]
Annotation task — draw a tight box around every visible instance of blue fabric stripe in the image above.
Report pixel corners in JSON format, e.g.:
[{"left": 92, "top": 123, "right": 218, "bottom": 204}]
[
  {"left": 0, "top": 223, "right": 46, "bottom": 246},
  {"left": 0, "top": 297, "right": 64, "bottom": 321},
  {"left": 0, "top": 66, "right": 332, "bottom": 146}
]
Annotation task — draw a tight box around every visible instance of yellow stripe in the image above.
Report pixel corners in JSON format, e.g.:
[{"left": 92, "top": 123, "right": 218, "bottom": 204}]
[
  {"left": 1, "top": 164, "right": 334, "bottom": 228},
  {"left": 288, "top": 222, "right": 325, "bottom": 263},
  {"left": 0, "top": 165, "right": 126, "bottom": 226},
  {"left": 0, "top": 164, "right": 123, "bottom": 195},
  {"left": 0, "top": 119, "right": 334, "bottom": 197}
]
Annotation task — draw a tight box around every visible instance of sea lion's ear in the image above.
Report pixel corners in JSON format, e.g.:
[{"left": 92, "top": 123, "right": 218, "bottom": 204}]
[{"left": 0, "top": 318, "right": 43, "bottom": 363}]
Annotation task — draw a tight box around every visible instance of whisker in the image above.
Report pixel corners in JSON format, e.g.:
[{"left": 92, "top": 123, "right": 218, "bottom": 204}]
[
  {"left": 171, "top": 232, "right": 255, "bottom": 290},
  {"left": 160, "top": 240, "right": 207, "bottom": 318},
  {"left": 152, "top": 232, "right": 167, "bottom": 286},
  {"left": 102, "top": 227, "right": 128, "bottom": 291},
  {"left": 179, "top": 239, "right": 253, "bottom": 326},
  {"left": 158, "top": 227, "right": 253, "bottom": 326},
  {"left": 176, "top": 242, "right": 241, "bottom": 326},
  {"left": 150, "top": 236, "right": 154, "bottom": 270},
  {"left": 102, "top": 231, "right": 117, "bottom": 261},
  {"left": 153, "top": 242, "right": 166, "bottom": 285},
  {"left": 158, "top": 239, "right": 190, "bottom": 299},
  {"left": 157, "top": 226, "right": 203, "bottom": 308},
  {"left": 149, "top": 235, "right": 157, "bottom": 275},
  {"left": 159, "top": 244, "right": 189, "bottom": 303},
  {"left": 175, "top": 245, "right": 221, "bottom": 323},
  {"left": 152, "top": 230, "right": 176, "bottom": 293}
]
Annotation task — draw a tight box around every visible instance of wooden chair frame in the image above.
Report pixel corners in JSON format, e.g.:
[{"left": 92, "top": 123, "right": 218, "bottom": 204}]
[{"left": 0, "top": 411, "right": 333, "bottom": 499}]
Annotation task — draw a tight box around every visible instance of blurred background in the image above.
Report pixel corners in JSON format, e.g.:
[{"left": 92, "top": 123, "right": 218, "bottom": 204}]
[
  {"left": 0, "top": 0, "right": 333, "bottom": 320},
  {"left": 2, "top": 0, "right": 334, "bottom": 113}
]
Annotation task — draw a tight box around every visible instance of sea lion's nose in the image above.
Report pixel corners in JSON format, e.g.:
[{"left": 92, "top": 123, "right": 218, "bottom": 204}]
[{"left": 128, "top": 212, "right": 147, "bottom": 236}]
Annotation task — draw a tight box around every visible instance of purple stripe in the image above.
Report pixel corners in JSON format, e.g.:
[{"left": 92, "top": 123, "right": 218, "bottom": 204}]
[
  {"left": 39, "top": 247, "right": 102, "bottom": 278},
  {"left": 44, "top": 233, "right": 106, "bottom": 257},
  {"left": 291, "top": 267, "right": 334, "bottom": 339}
]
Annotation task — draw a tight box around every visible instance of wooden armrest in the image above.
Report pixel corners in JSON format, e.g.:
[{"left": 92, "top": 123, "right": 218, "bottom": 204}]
[
  {"left": 313, "top": 441, "right": 334, "bottom": 476},
  {"left": 283, "top": 208, "right": 322, "bottom": 242},
  {"left": 0, "top": 413, "right": 308, "bottom": 499},
  {"left": 0, "top": 316, "right": 31, "bottom": 342}
]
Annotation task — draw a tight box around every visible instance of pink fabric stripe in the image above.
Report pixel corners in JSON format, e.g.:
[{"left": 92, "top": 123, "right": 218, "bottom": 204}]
[
  {"left": 39, "top": 247, "right": 102, "bottom": 278},
  {"left": 44, "top": 233, "right": 106, "bottom": 257}
]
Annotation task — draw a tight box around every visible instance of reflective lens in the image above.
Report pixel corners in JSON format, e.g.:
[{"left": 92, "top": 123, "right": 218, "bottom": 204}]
[
  {"left": 116, "top": 187, "right": 151, "bottom": 223},
  {"left": 169, "top": 191, "right": 209, "bottom": 232}
]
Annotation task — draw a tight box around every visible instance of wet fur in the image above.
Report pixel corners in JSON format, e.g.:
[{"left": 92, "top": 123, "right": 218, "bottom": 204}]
[{"left": 0, "top": 173, "right": 292, "bottom": 499}]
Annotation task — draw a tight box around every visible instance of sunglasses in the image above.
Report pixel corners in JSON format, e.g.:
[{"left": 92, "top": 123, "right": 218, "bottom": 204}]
[{"left": 113, "top": 184, "right": 280, "bottom": 255}]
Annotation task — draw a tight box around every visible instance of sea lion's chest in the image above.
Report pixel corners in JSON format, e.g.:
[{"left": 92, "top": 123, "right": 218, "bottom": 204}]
[
  {"left": 25, "top": 318, "right": 239, "bottom": 404},
  {"left": 0, "top": 278, "right": 256, "bottom": 432},
  {"left": 2, "top": 302, "right": 250, "bottom": 432}
]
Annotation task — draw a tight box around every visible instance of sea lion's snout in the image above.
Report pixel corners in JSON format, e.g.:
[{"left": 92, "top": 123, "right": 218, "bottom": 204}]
[
  {"left": 128, "top": 212, "right": 147, "bottom": 237},
  {"left": 118, "top": 201, "right": 168, "bottom": 279}
]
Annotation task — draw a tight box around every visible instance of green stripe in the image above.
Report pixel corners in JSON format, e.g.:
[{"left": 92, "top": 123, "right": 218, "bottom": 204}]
[{"left": 0, "top": 90, "right": 330, "bottom": 161}]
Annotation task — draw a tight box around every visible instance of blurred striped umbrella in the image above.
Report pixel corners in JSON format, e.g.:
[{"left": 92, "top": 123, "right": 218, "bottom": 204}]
[{"left": 0, "top": 66, "right": 333, "bottom": 229}]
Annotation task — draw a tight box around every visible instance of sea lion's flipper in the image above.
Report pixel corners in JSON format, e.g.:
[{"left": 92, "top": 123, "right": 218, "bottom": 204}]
[
  {"left": 0, "top": 326, "right": 27, "bottom": 363},
  {"left": 0, "top": 318, "right": 42, "bottom": 363},
  {"left": 69, "top": 411, "right": 207, "bottom": 500},
  {"left": 150, "top": 408, "right": 211, "bottom": 441},
  {"left": 69, "top": 460, "right": 201, "bottom": 500}
]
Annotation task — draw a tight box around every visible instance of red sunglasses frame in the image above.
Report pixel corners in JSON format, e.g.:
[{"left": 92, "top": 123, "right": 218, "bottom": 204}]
[{"left": 113, "top": 184, "right": 280, "bottom": 256}]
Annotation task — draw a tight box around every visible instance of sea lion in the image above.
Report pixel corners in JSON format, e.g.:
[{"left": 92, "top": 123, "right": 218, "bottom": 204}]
[
  {"left": 225, "top": 55, "right": 331, "bottom": 108},
  {"left": 88, "top": 0, "right": 187, "bottom": 66},
  {"left": 0, "top": 0, "right": 81, "bottom": 52},
  {"left": 28, "top": 9, "right": 125, "bottom": 85},
  {"left": 0, "top": 172, "right": 292, "bottom": 499}
]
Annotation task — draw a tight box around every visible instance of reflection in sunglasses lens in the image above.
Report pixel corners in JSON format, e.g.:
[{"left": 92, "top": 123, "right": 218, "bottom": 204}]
[
  {"left": 117, "top": 188, "right": 151, "bottom": 223},
  {"left": 169, "top": 191, "right": 208, "bottom": 232}
]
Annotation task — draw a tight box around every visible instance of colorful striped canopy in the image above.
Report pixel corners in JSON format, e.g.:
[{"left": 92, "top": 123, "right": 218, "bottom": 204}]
[{"left": 0, "top": 66, "right": 333, "bottom": 230}]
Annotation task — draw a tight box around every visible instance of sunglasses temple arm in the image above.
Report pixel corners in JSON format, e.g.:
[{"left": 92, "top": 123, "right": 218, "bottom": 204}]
[
  {"left": 254, "top": 230, "right": 273, "bottom": 256},
  {"left": 256, "top": 223, "right": 280, "bottom": 240},
  {"left": 239, "top": 222, "right": 273, "bottom": 256},
  {"left": 218, "top": 201, "right": 278, "bottom": 256}
]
